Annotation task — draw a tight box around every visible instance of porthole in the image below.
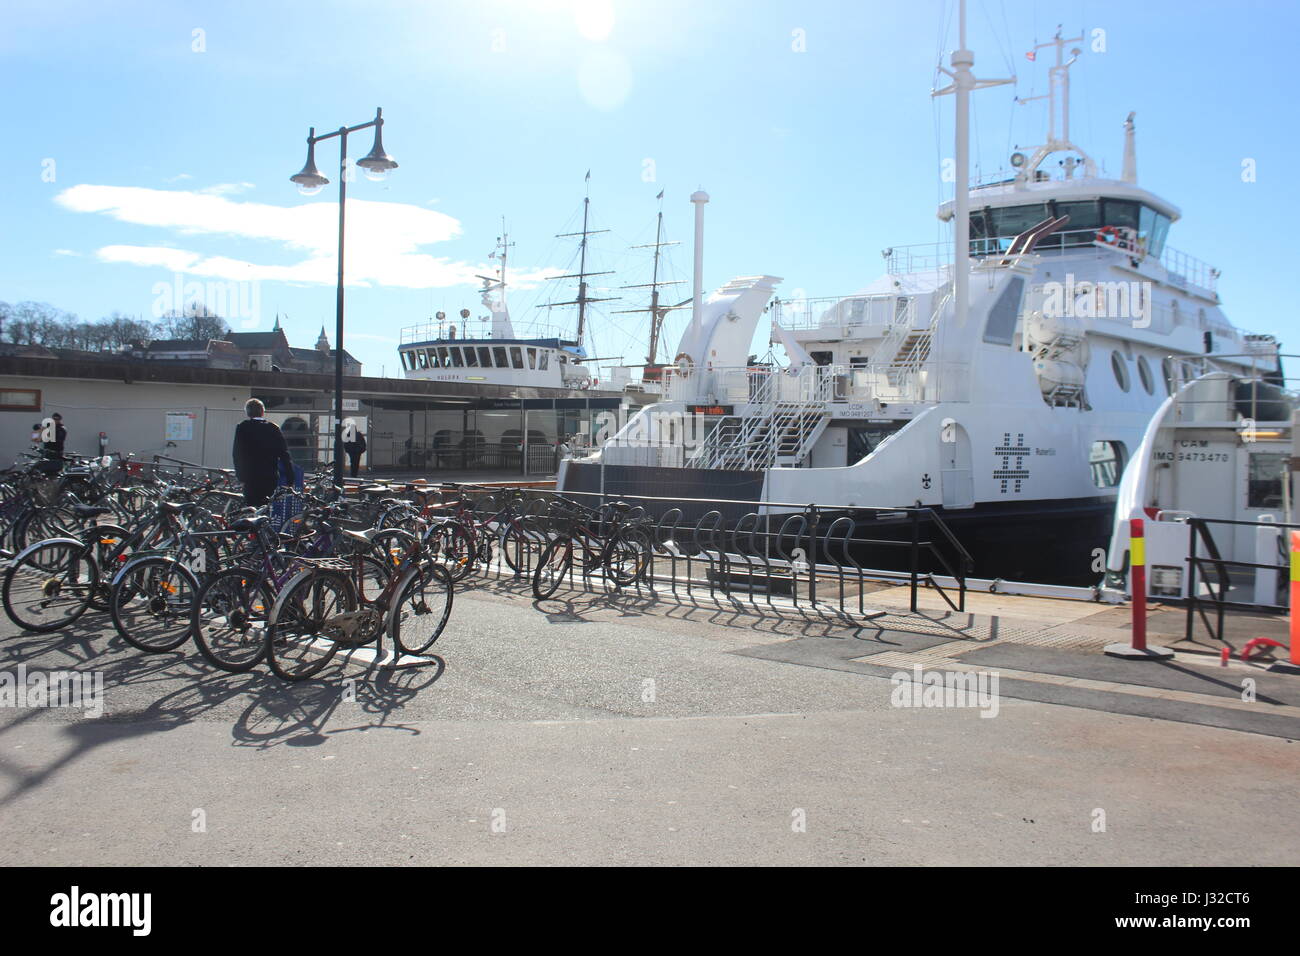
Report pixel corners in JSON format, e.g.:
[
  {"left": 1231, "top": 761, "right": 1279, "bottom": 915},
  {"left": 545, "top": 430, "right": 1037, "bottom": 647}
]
[
  {"left": 1136, "top": 355, "right": 1154, "bottom": 394},
  {"left": 1089, "top": 440, "right": 1127, "bottom": 488},
  {"left": 1111, "top": 350, "right": 1131, "bottom": 392}
]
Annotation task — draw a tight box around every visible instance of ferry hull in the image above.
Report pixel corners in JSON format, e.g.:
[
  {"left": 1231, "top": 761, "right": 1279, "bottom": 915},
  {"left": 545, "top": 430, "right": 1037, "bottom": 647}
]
[{"left": 561, "top": 462, "right": 1111, "bottom": 584}]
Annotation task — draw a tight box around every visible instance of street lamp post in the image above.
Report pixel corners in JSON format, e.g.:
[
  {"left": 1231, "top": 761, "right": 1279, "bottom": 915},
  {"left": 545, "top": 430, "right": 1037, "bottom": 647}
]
[{"left": 290, "top": 107, "right": 397, "bottom": 490}]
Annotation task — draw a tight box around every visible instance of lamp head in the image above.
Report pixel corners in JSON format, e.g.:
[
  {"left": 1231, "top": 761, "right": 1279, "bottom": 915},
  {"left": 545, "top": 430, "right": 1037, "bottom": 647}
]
[
  {"left": 290, "top": 130, "right": 329, "bottom": 195},
  {"left": 356, "top": 108, "right": 398, "bottom": 182}
]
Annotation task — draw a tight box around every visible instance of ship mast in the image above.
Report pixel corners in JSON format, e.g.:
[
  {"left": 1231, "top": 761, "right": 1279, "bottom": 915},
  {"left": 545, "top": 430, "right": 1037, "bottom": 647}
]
[
  {"left": 615, "top": 191, "right": 686, "bottom": 370},
  {"left": 545, "top": 172, "right": 617, "bottom": 351},
  {"left": 933, "top": 0, "right": 1012, "bottom": 326},
  {"left": 476, "top": 217, "right": 515, "bottom": 338}
]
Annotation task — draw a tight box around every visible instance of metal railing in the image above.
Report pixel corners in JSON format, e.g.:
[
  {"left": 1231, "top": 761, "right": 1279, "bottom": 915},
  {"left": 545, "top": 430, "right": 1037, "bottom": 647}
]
[
  {"left": 399, "top": 320, "right": 577, "bottom": 345},
  {"left": 425, "top": 486, "right": 974, "bottom": 618},
  {"left": 662, "top": 360, "right": 969, "bottom": 412},
  {"left": 880, "top": 229, "right": 1220, "bottom": 298},
  {"left": 772, "top": 293, "right": 913, "bottom": 332},
  {"left": 1182, "top": 516, "right": 1298, "bottom": 647}
]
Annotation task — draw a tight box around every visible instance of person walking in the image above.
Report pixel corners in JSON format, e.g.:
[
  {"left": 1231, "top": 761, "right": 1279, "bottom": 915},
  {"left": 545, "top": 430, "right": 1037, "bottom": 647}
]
[
  {"left": 343, "top": 428, "right": 366, "bottom": 479},
  {"left": 232, "top": 398, "right": 294, "bottom": 506}
]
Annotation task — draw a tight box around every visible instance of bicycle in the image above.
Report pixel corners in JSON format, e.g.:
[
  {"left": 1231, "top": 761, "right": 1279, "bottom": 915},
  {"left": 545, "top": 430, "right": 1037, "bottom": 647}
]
[
  {"left": 532, "top": 500, "right": 653, "bottom": 599},
  {"left": 263, "top": 520, "right": 454, "bottom": 681}
]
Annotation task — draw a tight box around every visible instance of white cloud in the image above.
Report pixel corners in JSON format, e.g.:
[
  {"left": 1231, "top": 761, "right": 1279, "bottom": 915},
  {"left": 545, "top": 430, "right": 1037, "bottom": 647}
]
[
  {"left": 165, "top": 173, "right": 193, "bottom": 183},
  {"left": 52, "top": 248, "right": 80, "bottom": 257},
  {"left": 199, "top": 182, "right": 256, "bottom": 197},
  {"left": 55, "top": 184, "right": 563, "bottom": 290}
]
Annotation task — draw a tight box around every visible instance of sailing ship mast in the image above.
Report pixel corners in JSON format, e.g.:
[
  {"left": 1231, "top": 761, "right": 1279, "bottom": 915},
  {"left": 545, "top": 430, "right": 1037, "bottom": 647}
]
[
  {"left": 544, "top": 172, "right": 617, "bottom": 351},
  {"left": 615, "top": 190, "right": 686, "bottom": 378}
]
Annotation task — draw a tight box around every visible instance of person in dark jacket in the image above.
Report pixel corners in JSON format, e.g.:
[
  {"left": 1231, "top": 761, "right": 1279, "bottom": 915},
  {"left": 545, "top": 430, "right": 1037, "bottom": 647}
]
[
  {"left": 43, "top": 412, "right": 67, "bottom": 456},
  {"left": 36, "top": 413, "right": 68, "bottom": 475},
  {"left": 342, "top": 429, "right": 366, "bottom": 478},
  {"left": 232, "top": 399, "right": 294, "bottom": 505}
]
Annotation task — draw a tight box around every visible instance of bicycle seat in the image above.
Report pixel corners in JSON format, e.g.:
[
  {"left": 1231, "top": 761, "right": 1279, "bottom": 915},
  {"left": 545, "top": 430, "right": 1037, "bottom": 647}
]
[
  {"left": 162, "top": 501, "right": 197, "bottom": 514},
  {"left": 342, "top": 528, "right": 376, "bottom": 545},
  {"left": 71, "top": 503, "right": 113, "bottom": 520},
  {"left": 358, "top": 485, "right": 390, "bottom": 497},
  {"left": 229, "top": 514, "right": 270, "bottom": 533},
  {"left": 608, "top": 501, "right": 632, "bottom": 514}
]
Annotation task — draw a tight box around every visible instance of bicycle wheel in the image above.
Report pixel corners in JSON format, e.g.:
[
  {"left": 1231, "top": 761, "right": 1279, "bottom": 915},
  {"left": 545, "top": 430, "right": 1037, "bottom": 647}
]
[
  {"left": 532, "top": 537, "right": 572, "bottom": 599},
  {"left": 354, "top": 554, "right": 394, "bottom": 605},
  {"left": 2, "top": 539, "right": 97, "bottom": 632},
  {"left": 388, "top": 564, "right": 454, "bottom": 655},
  {"left": 265, "top": 570, "right": 351, "bottom": 681},
  {"left": 499, "top": 522, "right": 539, "bottom": 574},
  {"left": 606, "top": 527, "right": 653, "bottom": 586},
  {"left": 110, "top": 557, "right": 200, "bottom": 653},
  {"left": 365, "top": 528, "right": 417, "bottom": 572},
  {"left": 192, "top": 568, "right": 274, "bottom": 672},
  {"left": 430, "top": 521, "right": 475, "bottom": 583},
  {"left": 16, "top": 504, "right": 80, "bottom": 550},
  {"left": 86, "top": 524, "right": 129, "bottom": 612}
]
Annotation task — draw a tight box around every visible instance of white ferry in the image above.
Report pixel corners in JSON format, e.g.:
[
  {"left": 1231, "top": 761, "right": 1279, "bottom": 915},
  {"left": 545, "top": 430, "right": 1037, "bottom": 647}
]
[{"left": 561, "top": 19, "right": 1283, "bottom": 584}]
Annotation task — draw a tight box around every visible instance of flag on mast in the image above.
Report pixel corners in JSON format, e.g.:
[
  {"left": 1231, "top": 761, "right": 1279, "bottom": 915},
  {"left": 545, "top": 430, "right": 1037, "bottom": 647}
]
[
  {"left": 585, "top": 169, "right": 591, "bottom": 182},
  {"left": 1025, "top": 50, "right": 1036, "bottom": 61},
  {"left": 656, "top": 189, "right": 664, "bottom": 200}
]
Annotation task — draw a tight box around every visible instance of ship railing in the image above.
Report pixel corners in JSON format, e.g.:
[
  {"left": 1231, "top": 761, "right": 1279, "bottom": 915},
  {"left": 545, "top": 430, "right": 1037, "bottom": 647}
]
[
  {"left": 431, "top": 486, "right": 973, "bottom": 619},
  {"left": 883, "top": 231, "right": 1220, "bottom": 298},
  {"left": 772, "top": 293, "right": 912, "bottom": 332},
  {"left": 399, "top": 320, "right": 576, "bottom": 345},
  {"left": 1159, "top": 245, "right": 1220, "bottom": 299},
  {"left": 662, "top": 360, "right": 970, "bottom": 408}
]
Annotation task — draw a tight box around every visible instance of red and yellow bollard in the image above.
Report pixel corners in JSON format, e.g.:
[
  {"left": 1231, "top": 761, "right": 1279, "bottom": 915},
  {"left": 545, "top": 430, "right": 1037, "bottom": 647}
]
[
  {"left": 1130, "top": 518, "right": 1147, "bottom": 651},
  {"left": 1104, "top": 516, "right": 1174, "bottom": 660}
]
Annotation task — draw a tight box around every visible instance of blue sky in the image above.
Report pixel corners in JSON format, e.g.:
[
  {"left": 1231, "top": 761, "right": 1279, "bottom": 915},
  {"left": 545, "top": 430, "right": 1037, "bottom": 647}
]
[{"left": 2, "top": 0, "right": 1296, "bottom": 377}]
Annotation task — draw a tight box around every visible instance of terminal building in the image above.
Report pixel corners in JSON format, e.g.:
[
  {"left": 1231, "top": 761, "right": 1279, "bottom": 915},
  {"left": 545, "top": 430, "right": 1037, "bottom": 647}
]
[{"left": 0, "top": 351, "right": 624, "bottom": 477}]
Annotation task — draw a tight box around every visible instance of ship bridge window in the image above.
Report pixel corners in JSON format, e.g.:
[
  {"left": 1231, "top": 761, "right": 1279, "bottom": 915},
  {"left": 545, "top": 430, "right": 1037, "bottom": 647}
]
[
  {"left": 972, "top": 199, "right": 1170, "bottom": 257},
  {"left": 464, "top": 347, "right": 480, "bottom": 367},
  {"left": 527, "top": 347, "right": 537, "bottom": 370},
  {"left": 538, "top": 350, "right": 549, "bottom": 371},
  {"left": 478, "top": 346, "right": 492, "bottom": 367},
  {"left": 510, "top": 347, "right": 524, "bottom": 369},
  {"left": 1139, "top": 205, "right": 1171, "bottom": 258},
  {"left": 1089, "top": 440, "right": 1127, "bottom": 488},
  {"left": 493, "top": 346, "right": 508, "bottom": 367}
]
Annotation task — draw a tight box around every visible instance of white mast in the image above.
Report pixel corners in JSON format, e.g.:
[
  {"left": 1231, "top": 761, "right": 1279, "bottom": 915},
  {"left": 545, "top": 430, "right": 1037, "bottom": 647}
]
[
  {"left": 932, "top": 0, "right": 1011, "bottom": 326},
  {"left": 478, "top": 218, "right": 516, "bottom": 339},
  {"left": 1121, "top": 111, "right": 1138, "bottom": 184}
]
